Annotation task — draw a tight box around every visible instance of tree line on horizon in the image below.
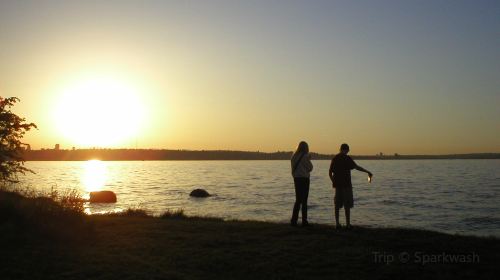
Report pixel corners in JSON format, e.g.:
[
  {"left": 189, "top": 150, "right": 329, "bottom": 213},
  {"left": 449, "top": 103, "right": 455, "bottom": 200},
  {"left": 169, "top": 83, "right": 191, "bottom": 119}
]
[{"left": 22, "top": 148, "right": 500, "bottom": 161}]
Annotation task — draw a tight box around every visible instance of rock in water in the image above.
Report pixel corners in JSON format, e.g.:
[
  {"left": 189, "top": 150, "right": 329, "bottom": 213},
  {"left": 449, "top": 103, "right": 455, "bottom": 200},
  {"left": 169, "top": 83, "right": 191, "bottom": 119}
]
[
  {"left": 89, "top": 191, "right": 117, "bottom": 203},
  {"left": 190, "top": 189, "right": 210, "bottom": 198}
]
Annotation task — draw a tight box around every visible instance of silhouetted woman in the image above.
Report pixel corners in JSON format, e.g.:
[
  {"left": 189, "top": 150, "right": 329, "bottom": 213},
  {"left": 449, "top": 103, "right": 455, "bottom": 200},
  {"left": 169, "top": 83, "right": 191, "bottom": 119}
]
[{"left": 290, "top": 141, "right": 313, "bottom": 226}]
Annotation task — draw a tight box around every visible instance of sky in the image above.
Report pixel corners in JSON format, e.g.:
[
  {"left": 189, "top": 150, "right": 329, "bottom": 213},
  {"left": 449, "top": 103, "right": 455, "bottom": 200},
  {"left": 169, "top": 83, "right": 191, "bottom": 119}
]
[{"left": 0, "top": 0, "right": 499, "bottom": 154}]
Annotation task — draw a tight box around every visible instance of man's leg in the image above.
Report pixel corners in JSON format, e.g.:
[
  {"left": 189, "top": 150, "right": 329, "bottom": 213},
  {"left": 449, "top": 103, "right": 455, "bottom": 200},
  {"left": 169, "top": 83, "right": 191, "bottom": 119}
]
[
  {"left": 334, "top": 188, "right": 341, "bottom": 228},
  {"left": 345, "top": 207, "right": 351, "bottom": 227},
  {"left": 335, "top": 207, "right": 341, "bottom": 227},
  {"left": 345, "top": 187, "right": 353, "bottom": 228}
]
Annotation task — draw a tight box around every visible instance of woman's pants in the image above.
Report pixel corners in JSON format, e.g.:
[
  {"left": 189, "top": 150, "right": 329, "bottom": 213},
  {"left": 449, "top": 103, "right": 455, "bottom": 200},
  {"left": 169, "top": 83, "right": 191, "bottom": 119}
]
[{"left": 291, "top": 177, "right": 310, "bottom": 223}]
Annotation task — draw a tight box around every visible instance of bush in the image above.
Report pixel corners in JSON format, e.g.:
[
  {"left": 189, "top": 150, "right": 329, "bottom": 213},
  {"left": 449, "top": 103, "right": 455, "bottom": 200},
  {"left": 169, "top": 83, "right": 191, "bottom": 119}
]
[
  {"left": 49, "top": 187, "right": 86, "bottom": 213},
  {"left": 0, "top": 189, "right": 91, "bottom": 241}
]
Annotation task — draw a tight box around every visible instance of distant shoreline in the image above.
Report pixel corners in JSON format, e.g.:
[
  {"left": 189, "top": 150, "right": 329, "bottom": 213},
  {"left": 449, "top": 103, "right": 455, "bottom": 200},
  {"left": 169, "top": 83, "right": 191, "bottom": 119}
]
[{"left": 22, "top": 149, "right": 500, "bottom": 161}]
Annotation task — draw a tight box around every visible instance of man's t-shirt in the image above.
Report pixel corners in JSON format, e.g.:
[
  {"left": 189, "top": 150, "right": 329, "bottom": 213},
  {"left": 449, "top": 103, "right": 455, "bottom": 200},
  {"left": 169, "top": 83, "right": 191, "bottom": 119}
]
[{"left": 330, "top": 153, "right": 357, "bottom": 188}]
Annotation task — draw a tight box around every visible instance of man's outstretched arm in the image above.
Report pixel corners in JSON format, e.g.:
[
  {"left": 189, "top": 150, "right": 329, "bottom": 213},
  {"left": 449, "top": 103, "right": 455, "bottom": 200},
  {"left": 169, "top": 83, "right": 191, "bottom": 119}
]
[{"left": 355, "top": 165, "right": 372, "bottom": 177}]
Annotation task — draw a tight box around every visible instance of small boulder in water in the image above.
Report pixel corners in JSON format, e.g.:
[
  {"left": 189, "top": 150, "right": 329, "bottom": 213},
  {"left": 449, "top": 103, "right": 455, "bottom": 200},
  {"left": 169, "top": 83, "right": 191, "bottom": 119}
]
[
  {"left": 89, "top": 190, "right": 117, "bottom": 203},
  {"left": 190, "top": 189, "right": 210, "bottom": 198}
]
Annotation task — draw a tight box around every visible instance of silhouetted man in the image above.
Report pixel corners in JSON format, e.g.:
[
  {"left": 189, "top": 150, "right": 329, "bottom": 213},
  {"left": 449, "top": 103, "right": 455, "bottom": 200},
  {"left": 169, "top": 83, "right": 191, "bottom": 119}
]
[{"left": 329, "top": 143, "right": 372, "bottom": 229}]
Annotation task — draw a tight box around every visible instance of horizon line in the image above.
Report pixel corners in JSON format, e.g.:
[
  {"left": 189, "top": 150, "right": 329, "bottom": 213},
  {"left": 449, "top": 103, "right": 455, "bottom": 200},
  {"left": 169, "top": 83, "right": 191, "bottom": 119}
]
[{"left": 25, "top": 148, "right": 500, "bottom": 157}]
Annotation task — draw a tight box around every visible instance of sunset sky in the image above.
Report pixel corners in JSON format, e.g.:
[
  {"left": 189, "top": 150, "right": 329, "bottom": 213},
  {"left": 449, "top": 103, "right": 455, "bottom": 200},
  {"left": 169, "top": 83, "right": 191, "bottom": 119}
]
[{"left": 0, "top": 0, "right": 498, "bottom": 154}]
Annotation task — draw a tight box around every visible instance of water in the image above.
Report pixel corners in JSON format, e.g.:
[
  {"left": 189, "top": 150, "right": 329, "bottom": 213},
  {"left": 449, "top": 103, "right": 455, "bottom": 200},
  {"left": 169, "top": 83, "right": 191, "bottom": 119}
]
[{"left": 19, "top": 160, "right": 500, "bottom": 237}]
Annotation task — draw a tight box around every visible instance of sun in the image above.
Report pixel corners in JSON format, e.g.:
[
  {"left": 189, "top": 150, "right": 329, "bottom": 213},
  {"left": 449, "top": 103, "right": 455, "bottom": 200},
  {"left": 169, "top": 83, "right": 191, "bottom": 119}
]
[{"left": 54, "top": 76, "right": 146, "bottom": 147}]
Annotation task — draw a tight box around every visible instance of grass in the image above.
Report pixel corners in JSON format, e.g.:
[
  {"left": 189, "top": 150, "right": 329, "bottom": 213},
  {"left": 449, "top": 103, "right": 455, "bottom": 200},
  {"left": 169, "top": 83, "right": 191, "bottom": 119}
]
[
  {"left": 160, "top": 208, "right": 186, "bottom": 219},
  {"left": 0, "top": 189, "right": 499, "bottom": 280}
]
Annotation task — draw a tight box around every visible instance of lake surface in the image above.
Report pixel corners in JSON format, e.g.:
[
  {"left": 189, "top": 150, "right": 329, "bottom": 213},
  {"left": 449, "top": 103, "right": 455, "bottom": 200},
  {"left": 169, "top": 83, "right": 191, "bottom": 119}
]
[{"left": 18, "top": 160, "right": 500, "bottom": 237}]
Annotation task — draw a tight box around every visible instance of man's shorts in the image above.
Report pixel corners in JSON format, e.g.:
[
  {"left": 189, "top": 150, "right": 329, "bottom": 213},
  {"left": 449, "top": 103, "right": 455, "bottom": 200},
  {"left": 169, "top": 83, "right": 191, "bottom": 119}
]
[{"left": 334, "top": 187, "right": 354, "bottom": 209}]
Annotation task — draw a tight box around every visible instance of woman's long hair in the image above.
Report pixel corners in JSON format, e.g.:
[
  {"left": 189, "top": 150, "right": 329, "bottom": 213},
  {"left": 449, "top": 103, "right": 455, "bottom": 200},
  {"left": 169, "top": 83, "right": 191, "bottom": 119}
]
[{"left": 292, "top": 141, "right": 309, "bottom": 160}]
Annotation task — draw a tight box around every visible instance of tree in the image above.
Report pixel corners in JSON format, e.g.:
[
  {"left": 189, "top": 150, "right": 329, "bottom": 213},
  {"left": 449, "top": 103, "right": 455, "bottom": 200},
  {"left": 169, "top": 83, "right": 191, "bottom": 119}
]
[{"left": 0, "top": 97, "right": 37, "bottom": 183}]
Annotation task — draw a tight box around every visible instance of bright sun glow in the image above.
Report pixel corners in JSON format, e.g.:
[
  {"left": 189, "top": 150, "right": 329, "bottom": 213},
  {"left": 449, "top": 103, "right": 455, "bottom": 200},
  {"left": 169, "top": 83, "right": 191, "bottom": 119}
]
[
  {"left": 54, "top": 76, "right": 146, "bottom": 147},
  {"left": 82, "top": 160, "right": 107, "bottom": 192}
]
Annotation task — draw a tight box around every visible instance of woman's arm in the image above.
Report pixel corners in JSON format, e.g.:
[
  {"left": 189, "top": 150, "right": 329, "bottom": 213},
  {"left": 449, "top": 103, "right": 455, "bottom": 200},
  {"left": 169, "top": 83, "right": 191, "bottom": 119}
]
[{"left": 305, "top": 154, "right": 313, "bottom": 172}]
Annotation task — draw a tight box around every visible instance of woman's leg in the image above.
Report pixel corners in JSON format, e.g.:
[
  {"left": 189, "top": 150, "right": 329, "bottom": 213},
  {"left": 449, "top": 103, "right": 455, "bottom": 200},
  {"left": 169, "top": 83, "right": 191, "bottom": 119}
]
[
  {"left": 291, "top": 178, "right": 301, "bottom": 225},
  {"left": 301, "top": 178, "right": 310, "bottom": 224}
]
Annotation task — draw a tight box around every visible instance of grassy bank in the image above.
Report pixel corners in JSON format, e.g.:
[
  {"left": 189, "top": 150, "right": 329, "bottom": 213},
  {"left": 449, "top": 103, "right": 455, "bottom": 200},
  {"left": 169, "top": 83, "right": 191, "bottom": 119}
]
[{"left": 0, "top": 190, "right": 498, "bottom": 280}]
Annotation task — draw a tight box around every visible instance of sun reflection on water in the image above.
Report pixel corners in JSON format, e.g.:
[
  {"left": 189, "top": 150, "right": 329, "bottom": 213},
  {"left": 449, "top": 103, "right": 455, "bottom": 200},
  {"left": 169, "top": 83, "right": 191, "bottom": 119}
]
[{"left": 82, "top": 160, "right": 107, "bottom": 193}]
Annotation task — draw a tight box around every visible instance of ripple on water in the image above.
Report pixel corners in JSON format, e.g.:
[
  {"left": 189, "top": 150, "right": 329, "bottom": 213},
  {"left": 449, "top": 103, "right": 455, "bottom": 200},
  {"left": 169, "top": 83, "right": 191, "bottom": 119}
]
[
  {"left": 462, "top": 216, "right": 500, "bottom": 227},
  {"left": 381, "top": 199, "right": 403, "bottom": 206}
]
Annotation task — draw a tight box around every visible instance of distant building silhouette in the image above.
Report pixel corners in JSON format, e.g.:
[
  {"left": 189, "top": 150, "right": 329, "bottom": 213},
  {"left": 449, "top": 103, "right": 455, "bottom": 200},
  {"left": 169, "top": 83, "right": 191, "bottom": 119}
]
[{"left": 54, "top": 144, "right": 60, "bottom": 150}]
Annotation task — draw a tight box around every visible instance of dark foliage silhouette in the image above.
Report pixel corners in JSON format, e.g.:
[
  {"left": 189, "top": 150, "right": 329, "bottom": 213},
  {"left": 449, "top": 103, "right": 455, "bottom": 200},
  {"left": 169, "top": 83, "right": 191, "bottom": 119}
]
[{"left": 0, "top": 97, "right": 37, "bottom": 184}]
